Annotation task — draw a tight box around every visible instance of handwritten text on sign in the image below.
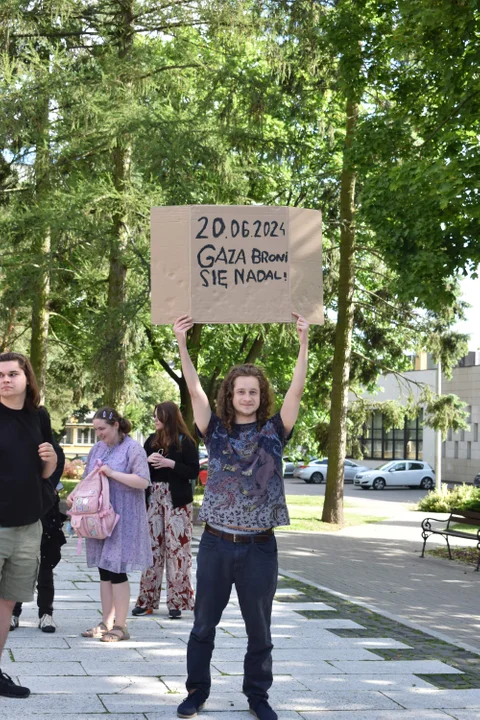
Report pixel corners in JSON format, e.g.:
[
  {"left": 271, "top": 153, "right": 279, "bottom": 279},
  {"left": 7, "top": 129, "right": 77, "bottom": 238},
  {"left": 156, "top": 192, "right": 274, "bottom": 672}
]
[{"left": 192, "top": 209, "right": 289, "bottom": 291}]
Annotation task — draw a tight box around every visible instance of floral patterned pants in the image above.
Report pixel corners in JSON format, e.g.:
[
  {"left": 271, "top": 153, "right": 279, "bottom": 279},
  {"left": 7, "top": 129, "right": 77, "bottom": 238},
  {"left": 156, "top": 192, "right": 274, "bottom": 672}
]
[{"left": 136, "top": 482, "right": 194, "bottom": 611}]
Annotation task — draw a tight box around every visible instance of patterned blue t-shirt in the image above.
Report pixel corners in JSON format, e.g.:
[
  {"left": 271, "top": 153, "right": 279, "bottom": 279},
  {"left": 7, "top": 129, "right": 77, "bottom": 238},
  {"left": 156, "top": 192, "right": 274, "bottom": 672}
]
[{"left": 198, "top": 412, "right": 291, "bottom": 529}]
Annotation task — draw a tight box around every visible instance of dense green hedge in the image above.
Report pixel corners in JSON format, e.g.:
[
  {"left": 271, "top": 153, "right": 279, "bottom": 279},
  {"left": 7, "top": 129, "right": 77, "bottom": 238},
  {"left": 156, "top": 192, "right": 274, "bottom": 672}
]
[{"left": 417, "top": 484, "right": 480, "bottom": 513}]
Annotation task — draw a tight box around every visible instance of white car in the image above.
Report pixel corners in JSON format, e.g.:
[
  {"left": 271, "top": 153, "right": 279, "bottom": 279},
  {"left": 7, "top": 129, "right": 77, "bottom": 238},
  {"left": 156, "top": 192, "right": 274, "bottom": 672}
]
[
  {"left": 295, "top": 458, "right": 370, "bottom": 484},
  {"left": 283, "top": 456, "right": 298, "bottom": 476},
  {"left": 354, "top": 460, "right": 435, "bottom": 490}
]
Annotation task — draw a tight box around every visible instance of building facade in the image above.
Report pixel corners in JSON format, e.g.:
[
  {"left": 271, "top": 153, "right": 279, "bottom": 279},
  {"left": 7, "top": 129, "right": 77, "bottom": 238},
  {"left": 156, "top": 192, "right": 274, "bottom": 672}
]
[
  {"left": 60, "top": 416, "right": 145, "bottom": 460},
  {"left": 351, "top": 352, "right": 480, "bottom": 484}
]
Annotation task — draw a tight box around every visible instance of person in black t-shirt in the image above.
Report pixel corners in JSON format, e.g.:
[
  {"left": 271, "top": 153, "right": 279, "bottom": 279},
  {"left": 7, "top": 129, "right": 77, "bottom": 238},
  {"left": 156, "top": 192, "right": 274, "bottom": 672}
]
[
  {"left": 10, "top": 441, "right": 66, "bottom": 634},
  {"left": 0, "top": 352, "right": 57, "bottom": 698}
]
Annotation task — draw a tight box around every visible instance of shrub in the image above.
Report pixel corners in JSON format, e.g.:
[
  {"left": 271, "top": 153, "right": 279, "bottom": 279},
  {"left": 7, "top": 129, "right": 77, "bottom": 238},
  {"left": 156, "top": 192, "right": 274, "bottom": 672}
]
[
  {"left": 63, "top": 459, "right": 85, "bottom": 480},
  {"left": 417, "top": 484, "right": 480, "bottom": 513}
]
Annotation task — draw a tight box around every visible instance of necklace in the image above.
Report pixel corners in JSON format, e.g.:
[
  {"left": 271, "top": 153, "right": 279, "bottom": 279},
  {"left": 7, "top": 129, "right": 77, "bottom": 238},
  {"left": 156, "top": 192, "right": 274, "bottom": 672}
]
[{"left": 101, "top": 439, "right": 121, "bottom": 462}]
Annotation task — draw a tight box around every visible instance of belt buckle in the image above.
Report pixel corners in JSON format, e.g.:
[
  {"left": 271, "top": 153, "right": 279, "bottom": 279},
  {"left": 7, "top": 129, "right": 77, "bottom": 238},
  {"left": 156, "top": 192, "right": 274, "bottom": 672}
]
[{"left": 232, "top": 533, "right": 241, "bottom": 543}]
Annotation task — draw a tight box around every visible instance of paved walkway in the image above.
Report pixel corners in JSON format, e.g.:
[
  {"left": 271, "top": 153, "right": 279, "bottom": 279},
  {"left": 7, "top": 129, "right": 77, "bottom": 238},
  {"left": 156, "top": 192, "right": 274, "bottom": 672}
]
[
  {"left": 0, "top": 516, "right": 479, "bottom": 719},
  {"left": 276, "top": 508, "right": 480, "bottom": 652}
]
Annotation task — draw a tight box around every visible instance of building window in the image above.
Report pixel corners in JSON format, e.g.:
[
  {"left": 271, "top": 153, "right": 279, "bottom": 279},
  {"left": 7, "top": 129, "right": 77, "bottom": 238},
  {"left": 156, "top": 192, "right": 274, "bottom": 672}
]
[
  {"left": 475, "top": 424, "right": 479, "bottom": 442},
  {"left": 358, "top": 410, "right": 423, "bottom": 461},
  {"left": 64, "top": 427, "right": 73, "bottom": 444},
  {"left": 467, "top": 442, "right": 472, "bottom": 460},
  {"left": 454, "top": 441, "right": 459, "bottom": 459},
  {"left": 448, "top": 428, "right": 453, "bottom": 442},
  {"left": 442, "top": 442, "right": 446, "bottom": 458},
  {"left": 77, "top": 427, "right": 93, "bottom": 444},
  {"left": 461, "top": 430, "right": 465, "bottom": 442},
  {"left": 90, "top": 428, "right": 96, "bottom": 444},
  {"left": 467, "top": 405, "right": 472, "bottom": 423}
]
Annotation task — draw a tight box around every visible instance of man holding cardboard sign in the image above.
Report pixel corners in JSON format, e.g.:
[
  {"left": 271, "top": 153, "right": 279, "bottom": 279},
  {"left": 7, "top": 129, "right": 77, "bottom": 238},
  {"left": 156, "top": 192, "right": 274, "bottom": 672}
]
[{"left": 174, "top": 312, "right": 309, "bottom": 720}]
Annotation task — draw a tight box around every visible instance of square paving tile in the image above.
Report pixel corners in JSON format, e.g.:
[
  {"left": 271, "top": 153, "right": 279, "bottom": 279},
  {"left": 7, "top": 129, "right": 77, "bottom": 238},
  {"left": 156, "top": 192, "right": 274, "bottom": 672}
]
[
  {"left": 383, "top": 688, "right": 480, "bottom": 709},
  {"left": 330, "top": 661, "right": 464, "bottom": 675},
  {"left": 0, "top": 695, "right": 105, "bottom": 715},
  {"left": 299, "top": 712, "right": 453, "bottom": 720}
]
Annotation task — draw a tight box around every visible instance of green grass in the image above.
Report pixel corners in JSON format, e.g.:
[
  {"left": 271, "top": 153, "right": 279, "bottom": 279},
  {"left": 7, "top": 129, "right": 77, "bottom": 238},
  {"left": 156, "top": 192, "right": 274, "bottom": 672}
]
[
  {"left": 278, "top": 495, "right": 386, "bottom": 532},
  {"left": 59, "top": 480, "right": 79, "bottom": 499},
  {"left": 193, "top": 487, "right": 385, "bottom": 531},
  {"left": 450, "top": 523, "right": 480, "bottom": 535}
]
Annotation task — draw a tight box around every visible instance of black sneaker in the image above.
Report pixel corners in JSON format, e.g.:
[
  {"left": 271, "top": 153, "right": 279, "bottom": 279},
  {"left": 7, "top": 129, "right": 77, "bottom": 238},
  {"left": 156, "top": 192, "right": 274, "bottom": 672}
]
[
  {"left": 10, "top": 616, "right": 19, "bottom": 632},
  {"left": 169, "top": 609, "right": 182, "bottom": 619},
  {"left": 132, "top": 605, "right": 152, "bottom": 616},
  {"left": 0, "top": 670, "right": 30, "bottom": 698},
  {"left": 249, "top": 699, "right": 278, "bottom": 720},
  {"left": 39, "top": 614, "right": 56, "bottom": 633},
  {"left": 177, "top": 690, "right": 208, "bottom": 718}
]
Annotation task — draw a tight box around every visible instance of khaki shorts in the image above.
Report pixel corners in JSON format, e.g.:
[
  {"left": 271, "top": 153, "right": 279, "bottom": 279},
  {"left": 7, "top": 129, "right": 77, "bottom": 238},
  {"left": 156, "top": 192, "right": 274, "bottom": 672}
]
[{"left": 0, "top": 521, "right": 42, "bottom": 602}]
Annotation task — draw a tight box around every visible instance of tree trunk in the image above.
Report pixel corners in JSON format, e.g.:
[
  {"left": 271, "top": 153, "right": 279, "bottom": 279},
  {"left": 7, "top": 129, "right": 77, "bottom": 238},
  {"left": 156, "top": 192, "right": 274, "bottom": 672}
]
[
  {"left": 30, "top": 229, "right": 51, "bottom": 402},
  {"left": 30, "top": 82, "right": 50, "bottom": 403},
  {"left": 244, "top": 330, "right": 266, "bottom": 364},
  {"left": 0, "top": 306, "right": 17, "bottom": 352},
  {"left": 103, "top": 1, "right": 134, "bottom": 408},
  {"left": 322, "top": 99, "right": 358, "bottom": 525}
]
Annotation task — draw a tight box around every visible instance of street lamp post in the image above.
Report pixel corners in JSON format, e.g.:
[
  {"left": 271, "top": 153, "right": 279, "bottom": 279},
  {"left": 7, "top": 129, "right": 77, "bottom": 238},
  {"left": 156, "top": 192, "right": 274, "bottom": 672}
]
[{"left": 435, "top": 358, "right": 442, "bottom": 491}]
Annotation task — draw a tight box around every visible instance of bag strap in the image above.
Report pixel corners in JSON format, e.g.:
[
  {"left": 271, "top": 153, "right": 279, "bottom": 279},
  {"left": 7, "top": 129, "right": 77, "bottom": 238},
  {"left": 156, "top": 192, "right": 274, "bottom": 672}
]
[{"left": 99, "top": 468, "right": 111, "bottom": 513}]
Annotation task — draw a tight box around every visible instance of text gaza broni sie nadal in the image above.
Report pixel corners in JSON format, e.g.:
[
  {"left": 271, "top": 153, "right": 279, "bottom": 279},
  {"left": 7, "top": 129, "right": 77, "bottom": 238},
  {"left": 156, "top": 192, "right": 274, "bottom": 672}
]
[{"left": 194, "top": 214, "right": 289, "bottom": 289}]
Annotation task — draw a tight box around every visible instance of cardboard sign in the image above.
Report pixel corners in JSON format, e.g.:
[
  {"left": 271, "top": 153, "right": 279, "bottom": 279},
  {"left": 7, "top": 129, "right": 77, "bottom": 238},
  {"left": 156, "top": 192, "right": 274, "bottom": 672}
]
[{"left": 151, "top": 205, "right": 323, "bottom": 324}]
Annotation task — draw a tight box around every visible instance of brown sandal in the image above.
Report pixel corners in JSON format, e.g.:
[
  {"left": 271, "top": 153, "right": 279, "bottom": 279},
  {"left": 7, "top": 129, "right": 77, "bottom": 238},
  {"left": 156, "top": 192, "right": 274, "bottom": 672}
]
[
  {"left": 100, "top": 624, "right": 130, "bottom": 642},
  {"left": 81, "top": 621, "right": 111, "bottom": 638}
]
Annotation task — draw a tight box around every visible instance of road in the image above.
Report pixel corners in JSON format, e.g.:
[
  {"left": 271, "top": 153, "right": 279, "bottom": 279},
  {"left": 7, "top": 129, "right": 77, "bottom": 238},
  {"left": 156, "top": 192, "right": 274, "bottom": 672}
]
[{"left": 284, "top": 474, "right": 429, "bottom": 515}]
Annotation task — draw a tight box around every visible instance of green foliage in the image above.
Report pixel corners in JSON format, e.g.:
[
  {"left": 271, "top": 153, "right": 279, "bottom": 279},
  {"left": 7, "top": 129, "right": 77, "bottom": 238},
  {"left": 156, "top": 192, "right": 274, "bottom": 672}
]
[
  {"left": 0, "top": 0, "right": 478, "bottom": 459},
  {"left": 421, "top": 388, "right": 470, "bottom": 441},
  {"left": 428, "top": 331, "right": 470, "bottom": 380},
  {"left": 417, "top": 485, "right": 480, "bottom": 514}
]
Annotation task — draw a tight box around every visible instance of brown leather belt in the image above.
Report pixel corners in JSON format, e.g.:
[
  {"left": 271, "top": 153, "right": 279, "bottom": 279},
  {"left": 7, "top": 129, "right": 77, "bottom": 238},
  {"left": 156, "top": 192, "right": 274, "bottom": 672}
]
[{"left": 205, "top": 523, "right": 273, "bottom": 544}]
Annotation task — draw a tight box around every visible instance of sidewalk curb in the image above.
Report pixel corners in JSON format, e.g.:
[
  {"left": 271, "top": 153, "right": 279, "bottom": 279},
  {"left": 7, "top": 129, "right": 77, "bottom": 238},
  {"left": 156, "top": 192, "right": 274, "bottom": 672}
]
[{"left": 278, "top": 566, "right": 480, "bottom": 658}]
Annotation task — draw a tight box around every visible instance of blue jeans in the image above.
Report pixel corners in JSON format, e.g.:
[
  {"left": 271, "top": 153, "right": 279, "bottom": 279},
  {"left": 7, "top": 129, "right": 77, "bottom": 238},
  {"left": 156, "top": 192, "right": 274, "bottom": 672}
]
[{"left": 186, "top": 530, "right": 278, "bottom": 703}]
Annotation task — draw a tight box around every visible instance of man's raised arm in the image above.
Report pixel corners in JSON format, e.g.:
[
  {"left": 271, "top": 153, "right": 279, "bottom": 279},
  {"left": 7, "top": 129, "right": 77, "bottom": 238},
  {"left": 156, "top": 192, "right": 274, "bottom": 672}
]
[
  {"left": 173, "top": 316, "right": 211, "bottom": 435},
  {"left": 280, "top": 313, "right": 310, "bottom": 436}
]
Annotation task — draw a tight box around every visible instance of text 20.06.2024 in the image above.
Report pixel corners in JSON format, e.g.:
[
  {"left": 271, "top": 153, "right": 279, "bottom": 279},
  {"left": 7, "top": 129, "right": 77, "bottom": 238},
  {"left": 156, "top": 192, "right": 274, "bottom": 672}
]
[{"left": 195, "top": 216, "right": 286, "bottom": 240}]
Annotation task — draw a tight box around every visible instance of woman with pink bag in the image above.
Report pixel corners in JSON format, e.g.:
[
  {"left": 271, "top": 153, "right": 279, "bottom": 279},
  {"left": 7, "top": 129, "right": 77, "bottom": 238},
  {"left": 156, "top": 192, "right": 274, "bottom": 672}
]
[{"left": 72, "top": 407, "right": 152, "bottom": 642}]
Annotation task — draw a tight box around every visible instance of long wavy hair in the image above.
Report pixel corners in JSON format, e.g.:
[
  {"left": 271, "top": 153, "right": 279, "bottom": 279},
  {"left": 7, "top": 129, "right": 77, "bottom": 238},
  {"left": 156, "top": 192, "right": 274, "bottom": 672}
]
[
  {"left": 216, "top": 364, "right": 273, "bottom": 433},
  {"left": 151, "top": 401, "right": 194, "bottom": 452},
  {"left": 0, "top": 351, "right": 41, "bottom": 409}
]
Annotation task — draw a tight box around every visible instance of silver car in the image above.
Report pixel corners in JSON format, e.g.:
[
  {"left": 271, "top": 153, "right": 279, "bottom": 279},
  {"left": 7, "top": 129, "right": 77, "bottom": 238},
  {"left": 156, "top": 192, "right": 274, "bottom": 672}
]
[
  {"left": 354, "top": 460, "right": 435, "bottom": 490},
  {"left": 282, "top": 456, "right": 298, "bottom": 476},
  {"left": 296, "top": 458, "right": 370, "bottom": 484}
]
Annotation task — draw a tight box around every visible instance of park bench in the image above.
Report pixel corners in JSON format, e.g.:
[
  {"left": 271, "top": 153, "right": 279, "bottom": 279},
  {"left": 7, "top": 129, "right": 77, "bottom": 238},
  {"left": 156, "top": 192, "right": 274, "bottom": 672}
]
[{"left": 421, "top": 508, "right": 480, "bottom": 571}]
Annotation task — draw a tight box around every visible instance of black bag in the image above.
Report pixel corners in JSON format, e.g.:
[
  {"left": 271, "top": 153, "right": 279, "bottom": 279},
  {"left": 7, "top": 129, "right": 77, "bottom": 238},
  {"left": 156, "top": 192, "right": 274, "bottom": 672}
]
[{"left": 38, "top": 408, "right": 64, "bottom": 516}]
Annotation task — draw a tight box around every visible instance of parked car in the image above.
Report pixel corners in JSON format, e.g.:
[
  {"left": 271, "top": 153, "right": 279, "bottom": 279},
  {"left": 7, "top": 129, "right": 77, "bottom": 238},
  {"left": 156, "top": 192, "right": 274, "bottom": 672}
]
[
  {"left": 295, "top": 458, "right": 370, "bottom": 484},
  {"left": 282, "top": 456, "right": 299, "bottom": 476},
  {"left": 354, "top": 460, "right": 435, "bottom": 490},
  {"left": 293, "top": 457, "right": 320, "bottom": 478},
  {"left": 474, "top": 472, "right": 480, "bottom": 488}
]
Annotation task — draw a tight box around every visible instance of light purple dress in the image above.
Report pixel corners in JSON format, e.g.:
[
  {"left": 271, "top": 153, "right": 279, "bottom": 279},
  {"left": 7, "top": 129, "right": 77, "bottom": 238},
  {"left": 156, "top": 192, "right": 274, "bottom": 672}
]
[{"left": 84, "top": 436, "right": 153, "bottom": 574}]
